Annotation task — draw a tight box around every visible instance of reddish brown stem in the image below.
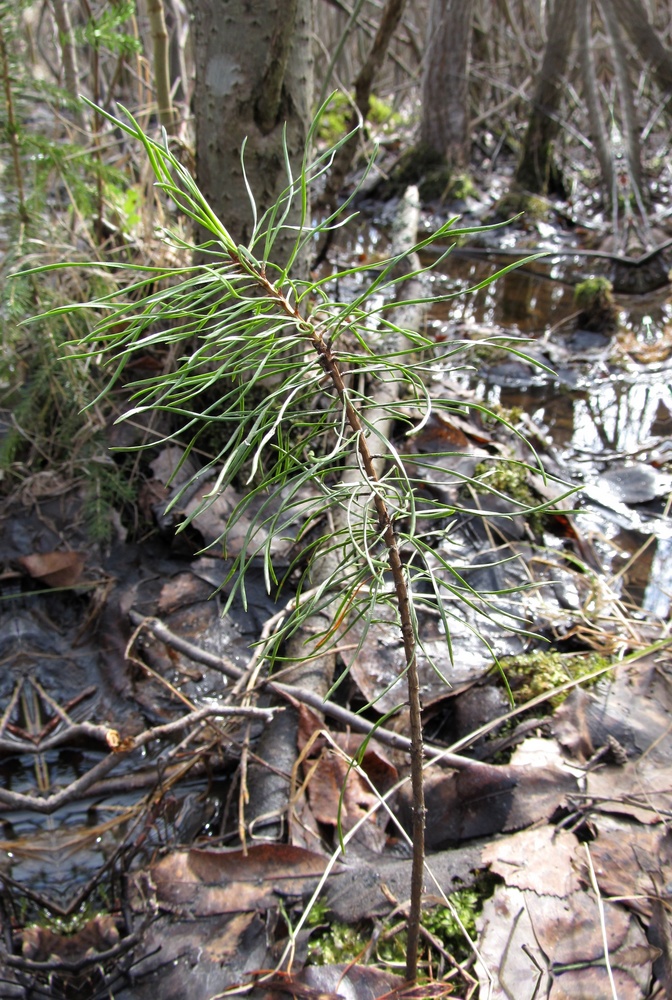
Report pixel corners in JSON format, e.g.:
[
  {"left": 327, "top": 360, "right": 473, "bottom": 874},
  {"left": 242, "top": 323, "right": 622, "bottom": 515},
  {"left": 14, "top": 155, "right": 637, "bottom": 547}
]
[{"left": 253, "top": 265, "right": 426, "bottom": 981}]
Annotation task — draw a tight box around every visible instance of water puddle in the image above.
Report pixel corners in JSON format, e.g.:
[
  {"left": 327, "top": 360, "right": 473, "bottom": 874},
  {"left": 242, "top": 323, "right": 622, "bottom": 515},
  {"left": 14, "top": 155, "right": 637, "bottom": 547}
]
[{"left": 423, "top": 246, "right": 672, "bottom": 619}]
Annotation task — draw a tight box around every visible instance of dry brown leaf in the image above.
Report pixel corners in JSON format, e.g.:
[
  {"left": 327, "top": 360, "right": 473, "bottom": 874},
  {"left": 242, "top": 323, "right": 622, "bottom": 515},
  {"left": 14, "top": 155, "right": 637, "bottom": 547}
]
[
  {"left": 259, "top": 964, "right": 404, "bottom": 1000},
  {"left": 554, "top": 654, "right": 672, "bottom": 768},
  {"left": 21, "top": 915, "right": 119, "bottom": 962},
  {"left": 649, "top": 896, "right": 672, "bottom": 996},
  {"left": 477, "top": 885, "right": 653, "bottom": 999},
  {"left": 157, "top": 571, "right": 212, "bottom": 613},
  {"left": 146, "top": 844, "right": 335, "bottom": 916},
  {"left": 18, "top": 550, "right": 85, "bottom": 588},
  {"left": 482, "top": 825, "right": 581, "bottom": 896},
  {"left": 401, "top": 752, "right": 577, "bottom": 849},
  {"left": 347, "top": 610, "right": 499, "bottom": 716},
  {"left": 582, "top": 823, "right": 672, "bottom": 917},
  {"left": 586, "top": 751, "right": 672, "bottom": 825},
  {"left": 203, "top": 912, "right": 257, "bottom": 964},
  {"left": 296, "top": 706, "right": 398, "bottom": 853}
]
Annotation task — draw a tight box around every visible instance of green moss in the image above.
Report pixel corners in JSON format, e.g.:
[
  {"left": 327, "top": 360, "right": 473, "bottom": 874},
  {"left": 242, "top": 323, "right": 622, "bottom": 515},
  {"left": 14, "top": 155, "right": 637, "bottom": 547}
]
[
  {"left": 307, "top": 919, "right": 369, "bottom": 965},
  {"left": 317, "top": 92, "right": 401, "bottom": 145},
  {"left": 305, "top": 899, "right": 330, "bottom": 927},
  {"left": 368, "top": 94, "right": 401, "bottom": 130},
  {"left": 498, "top": 650, "right": 612, "bottom": 709},
  {"left": 445, "top": 173, "right": 476, "bottom": 201},
  {"left": 305, "top": 883, "right": 490, "bottom": 971},
  {"left": 377, "top": 887, "right": 486, "bottom": 968},
  {"left": 574, "top": 277, "right": 617, "bottom": 333},
  {"left": 473, "top": 460, "right": 535, "bottom": 505},
  {"left": 479, "top": 403, "right": 524, "bottom": 428},
  {"left": 423, "top": 890, "right": 479, "bottom": 954},
  {"left": 29, "top": 893, "right": 112, "bottom": 936},
  {"left": 574, "top": 276, "right": 613, "bottom": 308},
  {"left": 489, "top": 191, "right": 549, "bottom": 223}
]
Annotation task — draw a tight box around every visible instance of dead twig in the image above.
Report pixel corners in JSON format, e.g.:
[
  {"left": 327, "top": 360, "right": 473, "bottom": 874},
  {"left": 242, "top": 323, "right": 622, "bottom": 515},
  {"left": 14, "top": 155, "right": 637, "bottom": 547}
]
[{"left": 0, "top": 704, "right": 276, "bottom": 812}]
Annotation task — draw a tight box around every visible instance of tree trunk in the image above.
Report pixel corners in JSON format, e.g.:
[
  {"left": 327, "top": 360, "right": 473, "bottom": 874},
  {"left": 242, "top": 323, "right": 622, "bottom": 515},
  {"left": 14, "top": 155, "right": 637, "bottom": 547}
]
[
  {"left": 514, "top": 0, "right": 576, "bottom": 193},
  {"left": 600, "top": 0, "right": 644, "bottom": 207},
  {"left": 579, "top": 0, "right": 614, "bottom": 202},
  {"left": 191, "top": 0, "right": 313, "bottom": 260},
  {"left": 420, "top": 0, "right": 473, "bottom": 169},
  {"left": 322, "top": 0, "right": 408, "bottom": 206},
  {"left": 612, "top": 0, "right": 672, "bottom": 95},
  {"left": 50, "top": 0, "right": 83, "bottom": 127},
  {"left": 146, "top": 0, "right": 176, "bottom": 132}
]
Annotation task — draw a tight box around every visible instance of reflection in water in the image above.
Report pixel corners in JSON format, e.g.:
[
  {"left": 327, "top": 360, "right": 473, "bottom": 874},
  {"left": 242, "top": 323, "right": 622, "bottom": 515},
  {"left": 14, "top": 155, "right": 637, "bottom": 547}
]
[
  {"left": 500, "top": 269, "right": 536, "bottom": 325},
  {"left": 500, "top": 378, "right": 672, "bottom": 459},
  {"left": 573, "top": 379, "right": 672, "bottom": 455},
  {"left": 425, "top": 249, "right": 672, "bottom": 620},
  {"left": 644, "top": 535, "right": 672, "bottom": 617}
]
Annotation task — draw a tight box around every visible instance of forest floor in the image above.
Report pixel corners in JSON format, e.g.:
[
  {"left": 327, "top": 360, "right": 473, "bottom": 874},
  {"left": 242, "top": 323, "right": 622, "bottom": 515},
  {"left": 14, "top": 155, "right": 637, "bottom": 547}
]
[{"left": 1, "top": 172, "right": 672, "bottom": 999}]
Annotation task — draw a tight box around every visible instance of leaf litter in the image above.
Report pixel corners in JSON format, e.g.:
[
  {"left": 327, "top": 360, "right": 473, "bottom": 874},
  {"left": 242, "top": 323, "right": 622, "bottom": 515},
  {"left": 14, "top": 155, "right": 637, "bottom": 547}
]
[{"left": 2, "top": 245, "right": 672, "bottom": 999}]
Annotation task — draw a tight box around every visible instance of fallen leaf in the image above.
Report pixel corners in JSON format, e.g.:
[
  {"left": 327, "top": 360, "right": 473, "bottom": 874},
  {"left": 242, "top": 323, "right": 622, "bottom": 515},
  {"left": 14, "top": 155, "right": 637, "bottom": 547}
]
[
  {"left": 203, "top": 912, "right": 257, "bottom": 963},
  {"left": 145, "top": 844, "right": 336, "bottom": 916},
  {"left": 22, "top": 915, "right": 119, "bottom": 961},
  {"left": 582, "top": 823, "right": 672, "bottom": 917},
  {"left": 297, "top": 707, "right": 398, "bottom": 852},
  {"left": 588, "top": 754, "right": 672, "bottom": 824},
  {"left": 399, "top": 751, "right": 577, "bottom": 848},
  {"left": 477, "top": 885, "right": 653, "bottom": 999},
  {"left": 482, "top": 825, "right": 581, "bottom": 896},
  {"left": 157, "top": 571, "right": 213, "bottom": 613},
  {"left": 260, "top": 963, "right": 404, "bottom": 1000},
  {"left": 18, "top": 550, "right": 85, "bottom": 588}
]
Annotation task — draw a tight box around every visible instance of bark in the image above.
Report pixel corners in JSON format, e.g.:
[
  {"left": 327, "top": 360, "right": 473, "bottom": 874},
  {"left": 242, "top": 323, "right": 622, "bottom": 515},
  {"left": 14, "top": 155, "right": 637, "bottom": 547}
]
[
  {"left": 612, "top": 0, "right": 672, "bottom": 95},
  {"left": 0, "top": 23, "right": 27, "bottom": 221},
  {"left": 600, "top": 0, "right": 645, "bottom": 206},
  {"left": 191, "top": 0, "right": 313, "bottom": 259},
  {"left": 514, "top": 0, "right": 577, "bottom": 194},
  {"left": 146, "top": 0, "right": 176, "bottom": 132},
  {"left": 420, "top": 0, "right": 474, "bottom": 169},
  {"left": 165, "top": 0, "right": 192, "bottom": 105},
  {"left": 579, "top": 0, "right": 614, "bottom": 201},
  {"left": 50, "top": 0, "right": 83, "bottom": 126},
  {"left": 322, "top": 0, "right": 408, "bottom": 205}
]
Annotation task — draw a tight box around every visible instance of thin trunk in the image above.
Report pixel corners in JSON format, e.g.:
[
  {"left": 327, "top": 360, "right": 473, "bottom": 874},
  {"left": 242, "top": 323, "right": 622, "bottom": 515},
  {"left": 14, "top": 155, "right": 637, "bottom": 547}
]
[
  {"left": 147, "top": 0, "right": 175, "bottom": 132},
  {"left": 192, "top": 0, "right": 313, "bottom": 264},
  {"left": 0, "top": 23, "right": 27, "bottom": 222},
  {"left": 50, "top": 0, "right": 83, "bottom": 127},
  {"left": 514, "top": 0, "right": 577, "bottom": 193},
  {"left": 79, "top": 0, "right": 105, "bottom": 243},
  {"left": 420, "top": 0, "right": 473, "bottom": 168},
  {"left": 599, "top": 0, "right": 646, "bottom": 208},
  {"left": 579, "top": 0, "right": 614, "bottom": 201},
  {"left": 322, "top": 0, "right": 408, "bottom": 204},
  {"left": 246, "top": 190, "right": 427, "bottom": 981},
  {"left": 612, "top": 0, "right": 672, "bottom": 94}
]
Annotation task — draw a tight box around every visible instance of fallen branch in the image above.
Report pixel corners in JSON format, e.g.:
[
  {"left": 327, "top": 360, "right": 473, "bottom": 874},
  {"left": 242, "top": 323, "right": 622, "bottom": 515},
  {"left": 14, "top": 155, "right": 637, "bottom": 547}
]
[{"left": 0, "top": 703, "right": 276, "bottom": 812}]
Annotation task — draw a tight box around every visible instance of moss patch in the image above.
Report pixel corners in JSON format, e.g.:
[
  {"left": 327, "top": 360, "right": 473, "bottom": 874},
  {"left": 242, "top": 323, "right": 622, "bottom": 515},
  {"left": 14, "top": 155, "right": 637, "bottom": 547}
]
[
  {"left": 306, "top": 882, "right": 493, "bottom": 971},
  {"left": 574, "top": 277, "right": 617, "bottom": 333},
  {"left": 374, "top": 143, "right": 451, "bottom": 202},
  {"left": 489, "top": 190, "right": 549, "bottom": 224},
  {"left": 317, "top": 92, "right": 402, "bottom": 145},
  {"left": 308, "top": 919, "right": 370, "bottom": 965},
  {"left": 498, "top": 650, "right": 612, "bottom": 709}
]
